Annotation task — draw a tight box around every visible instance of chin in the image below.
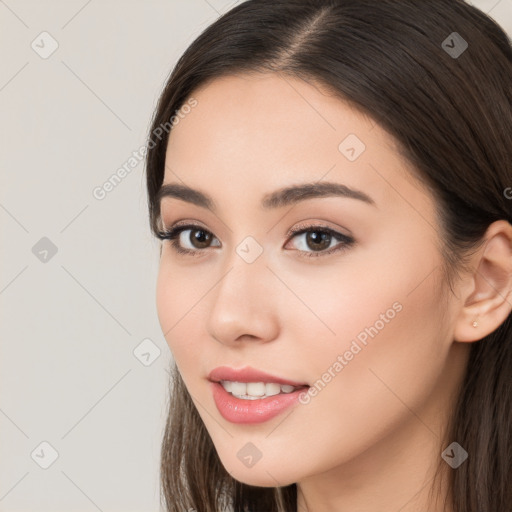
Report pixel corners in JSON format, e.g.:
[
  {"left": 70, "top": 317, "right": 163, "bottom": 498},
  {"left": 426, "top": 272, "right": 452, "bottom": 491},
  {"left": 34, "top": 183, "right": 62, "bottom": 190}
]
[
  {"left": 219, "top": 456, "right": 299, "bottom": 487},
  {"left": 229, "top": 470, "right": 291, "bottom": 488}
]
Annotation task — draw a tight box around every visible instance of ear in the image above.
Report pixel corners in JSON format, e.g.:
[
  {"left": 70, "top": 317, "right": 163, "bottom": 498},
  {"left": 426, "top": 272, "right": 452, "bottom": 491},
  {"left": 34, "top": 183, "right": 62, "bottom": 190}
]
[{"left": 453, "top": 220, "right": 512, "bottom": 342}]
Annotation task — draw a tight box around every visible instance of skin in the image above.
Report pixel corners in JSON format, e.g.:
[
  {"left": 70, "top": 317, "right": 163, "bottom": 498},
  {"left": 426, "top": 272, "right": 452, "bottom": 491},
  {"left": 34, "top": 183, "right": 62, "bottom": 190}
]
[{"left": 155, "top": 72, "right": 512, "bottom": 512}]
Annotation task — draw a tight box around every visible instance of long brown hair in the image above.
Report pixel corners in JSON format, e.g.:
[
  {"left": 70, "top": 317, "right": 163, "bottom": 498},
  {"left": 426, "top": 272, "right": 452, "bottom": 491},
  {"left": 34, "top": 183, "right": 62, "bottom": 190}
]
[{"left": 144, "top": 1, "right": 512, "bottom": 510}]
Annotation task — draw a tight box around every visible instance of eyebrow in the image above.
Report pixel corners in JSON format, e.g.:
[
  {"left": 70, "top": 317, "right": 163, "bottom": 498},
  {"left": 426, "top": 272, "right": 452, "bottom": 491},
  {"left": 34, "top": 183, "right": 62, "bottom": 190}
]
[{"left": 156, "top": 181, "right": 376, "bottom": 214}]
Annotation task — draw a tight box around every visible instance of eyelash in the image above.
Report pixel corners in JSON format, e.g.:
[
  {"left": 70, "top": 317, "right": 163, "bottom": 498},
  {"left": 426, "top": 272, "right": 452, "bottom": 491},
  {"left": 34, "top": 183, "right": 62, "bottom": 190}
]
[{"left": 156, "top": 222, "right": 355, "bottom": 259}]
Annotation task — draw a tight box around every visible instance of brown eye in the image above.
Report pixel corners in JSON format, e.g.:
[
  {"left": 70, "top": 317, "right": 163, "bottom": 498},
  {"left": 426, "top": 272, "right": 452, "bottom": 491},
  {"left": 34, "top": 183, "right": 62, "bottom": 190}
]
[
  {"left": 188, "top": 228, "right": 213, "bottom": 249},
  {"left": 304, "top": 231, "right": 332, "bottom": 252},
  {"left": 157, "top": 224, "right": 221, "bottom": 257},
  {"left": 285, "top": 225, "right": 355, "bottom": 258}
]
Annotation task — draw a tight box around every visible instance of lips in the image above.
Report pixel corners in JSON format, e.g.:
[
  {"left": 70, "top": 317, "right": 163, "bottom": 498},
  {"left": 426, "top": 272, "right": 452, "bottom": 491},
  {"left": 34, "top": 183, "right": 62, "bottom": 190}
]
[
  {"left": 210, "top": 381, "right": 309, "bottom": 424},
  {"left": 207, "top": 365, "right": 309, "bottom": 387}
]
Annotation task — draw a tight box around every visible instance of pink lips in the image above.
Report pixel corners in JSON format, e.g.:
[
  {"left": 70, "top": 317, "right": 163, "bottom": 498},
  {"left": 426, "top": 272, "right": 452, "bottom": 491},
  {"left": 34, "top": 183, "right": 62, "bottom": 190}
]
[
  {"left": 207, "top": 365, "right": 308, "bottom": 387},
  {"left": 208, "top": 366, "right": 309, "bottom": 424}
]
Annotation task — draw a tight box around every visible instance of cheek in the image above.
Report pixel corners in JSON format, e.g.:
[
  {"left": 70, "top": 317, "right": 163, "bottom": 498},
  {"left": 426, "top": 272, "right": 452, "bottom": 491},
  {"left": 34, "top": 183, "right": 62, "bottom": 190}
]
[
  {"left": 156, "top": 264, "right": 176, "bottom": 341},
  {"left": 281, "top": 262, "right": 447, "bottom": 470},
  {"left": 305, "top": 238, "right": 446, "bottom": 403},
  {"left": 156, "top": 262, "right": 203, "bottom": 355},
  {"left": 156, "top": 258, "right": 222, "bottom": 396}
]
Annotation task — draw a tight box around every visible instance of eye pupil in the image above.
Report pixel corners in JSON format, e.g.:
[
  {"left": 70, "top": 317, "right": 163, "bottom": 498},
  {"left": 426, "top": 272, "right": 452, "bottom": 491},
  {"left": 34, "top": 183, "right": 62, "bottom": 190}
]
[
  {"left": 306, "top": 231, "right": 331, "bottom": 251},
  {"left": 191, "top": 229, "right": 211, "bottom": 248}
]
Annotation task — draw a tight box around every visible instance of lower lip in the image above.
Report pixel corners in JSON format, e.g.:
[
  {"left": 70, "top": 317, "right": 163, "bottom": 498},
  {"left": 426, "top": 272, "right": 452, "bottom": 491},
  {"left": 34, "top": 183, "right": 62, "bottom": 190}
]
[{"left": 210, "top": 381, "right": 308, "bottom": 424}]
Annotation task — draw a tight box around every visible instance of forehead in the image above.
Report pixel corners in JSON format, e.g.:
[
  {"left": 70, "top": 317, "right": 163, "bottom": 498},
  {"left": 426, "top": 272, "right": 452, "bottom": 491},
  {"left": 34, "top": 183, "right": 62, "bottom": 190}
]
[
  {"left": 163, "top": 72, "right": 432, "bottom": 220},
  {"left": 166, "top": 72, "right": 382, "bottom": 162}
]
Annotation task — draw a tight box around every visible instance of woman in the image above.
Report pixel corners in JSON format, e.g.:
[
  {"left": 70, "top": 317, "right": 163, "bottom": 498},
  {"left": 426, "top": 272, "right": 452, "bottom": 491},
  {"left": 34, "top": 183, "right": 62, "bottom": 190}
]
[{"left": 145, "top": 1, "right": 512, "bottom": 510}]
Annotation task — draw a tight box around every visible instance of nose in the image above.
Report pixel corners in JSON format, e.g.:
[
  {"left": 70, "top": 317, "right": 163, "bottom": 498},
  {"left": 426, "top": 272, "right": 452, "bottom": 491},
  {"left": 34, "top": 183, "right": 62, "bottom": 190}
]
[{"left": 206, "top": 251, "right": 280, "bottom": 347}]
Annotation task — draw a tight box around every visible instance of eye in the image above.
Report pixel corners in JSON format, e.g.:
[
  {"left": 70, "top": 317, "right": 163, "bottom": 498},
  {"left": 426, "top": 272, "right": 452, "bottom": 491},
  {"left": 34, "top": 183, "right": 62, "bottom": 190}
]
[
  {"left": 284, "top": 223, "right": 355, "bottom": 258},
  {"left": 156, "top": 223, "right": 220, "bottom": 257},
  {"left": 156, "top": 222, "right": 355, "bottom": 258}
]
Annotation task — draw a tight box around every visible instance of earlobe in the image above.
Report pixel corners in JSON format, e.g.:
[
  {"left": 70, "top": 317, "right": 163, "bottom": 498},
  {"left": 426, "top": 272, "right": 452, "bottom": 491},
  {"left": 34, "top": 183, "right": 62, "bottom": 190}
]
[{"left": 453, "top": 220, "right": 512, "bottom": 343}]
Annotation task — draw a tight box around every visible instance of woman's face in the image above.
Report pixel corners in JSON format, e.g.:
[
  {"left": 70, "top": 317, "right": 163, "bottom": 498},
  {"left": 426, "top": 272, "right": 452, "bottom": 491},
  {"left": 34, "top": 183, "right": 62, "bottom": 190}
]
[{"left": 156, "top": 73, "right": 469, "bottom": 487}]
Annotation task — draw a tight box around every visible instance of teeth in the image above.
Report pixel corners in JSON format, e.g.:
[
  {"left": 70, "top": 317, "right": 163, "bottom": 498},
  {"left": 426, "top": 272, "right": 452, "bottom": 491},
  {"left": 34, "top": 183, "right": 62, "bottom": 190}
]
[
  {"left": 220, "top": 380, "right": 301, "bottom": 399},
  {"left": 264, "top": 383, "right": 281, "bottom": 396},
  {"left": 247, "top": 382, "right": 266, "bottom": 396},
  {"left": 230, "top": 381, "right": 247, "bottom": 396}
]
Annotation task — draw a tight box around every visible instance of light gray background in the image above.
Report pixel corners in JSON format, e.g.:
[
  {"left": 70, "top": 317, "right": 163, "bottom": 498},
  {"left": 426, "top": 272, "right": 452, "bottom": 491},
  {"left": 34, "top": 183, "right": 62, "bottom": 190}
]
[{"left": 1, "top": 1, "right": 510, "bottom": 511}]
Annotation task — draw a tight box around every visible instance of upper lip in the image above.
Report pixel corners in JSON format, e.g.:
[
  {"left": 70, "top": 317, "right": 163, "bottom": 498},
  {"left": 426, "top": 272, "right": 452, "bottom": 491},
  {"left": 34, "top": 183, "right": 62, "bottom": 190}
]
[{"left": 208, "top": 366, "right": 309, "bottom": 387}]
